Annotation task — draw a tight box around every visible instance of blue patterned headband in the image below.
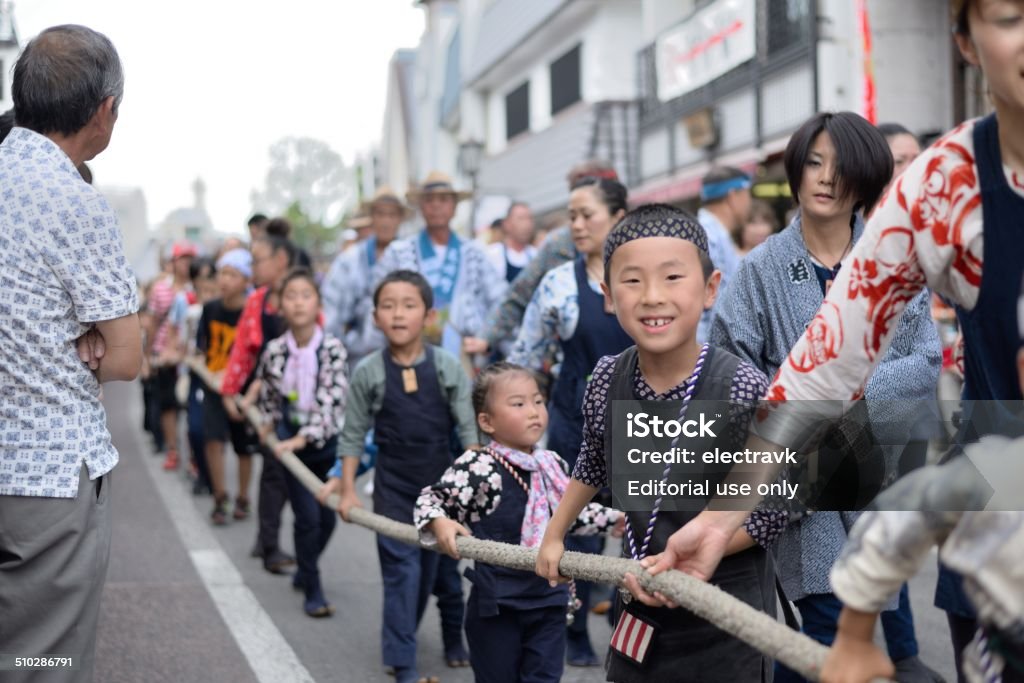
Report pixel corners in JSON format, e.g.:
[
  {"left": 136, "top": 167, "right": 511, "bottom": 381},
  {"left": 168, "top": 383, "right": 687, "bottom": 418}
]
[
  {"left": 603, "top": 205, "right": 709, "bottom": 268},
  {"left": 700, "top": 175, "right": 751, "bottom": 202}
]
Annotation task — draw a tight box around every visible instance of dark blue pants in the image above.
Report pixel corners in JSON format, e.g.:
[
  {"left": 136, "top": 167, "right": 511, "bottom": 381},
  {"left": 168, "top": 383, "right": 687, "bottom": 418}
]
[
  {"left": 465, "top": 590, "right": 566, "bottom": 683},
  {"left": 281, "top": 458, "right": 336, "bottom": 587},
  {"left": 187, "top": 380, "right": 211, "bottom": 492},
  {"left": 433, "top": 554, "right": 467, "bottom": 658},
  {"left": 256, "top": 448, "right": 289, "bottom": 555},
  {"left": 880, "top": 584, "right": 919, "bottom": 662},
  {"left": 776, "top": 586, "right": 918, "bottom": 682},
  {"left": 565, "top": 535, "right": 603, "bottom": 658},
  {"left": 377, "top": 534, "right": 441, "bottom": 670},
  {"left": 143, "top": 377, "right": 164, "bottom": 451}
]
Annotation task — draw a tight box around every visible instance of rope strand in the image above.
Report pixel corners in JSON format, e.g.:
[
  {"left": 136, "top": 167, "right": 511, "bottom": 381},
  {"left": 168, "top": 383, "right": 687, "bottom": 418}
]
[{"left": 184, "top": 356, "right": 892, "bottom": 683}]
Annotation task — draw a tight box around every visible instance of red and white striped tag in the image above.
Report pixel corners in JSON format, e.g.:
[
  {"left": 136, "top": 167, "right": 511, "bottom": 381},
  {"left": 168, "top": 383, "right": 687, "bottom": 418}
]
[{"left": 610, "top": 609, "right": 657, "bottom": 665}]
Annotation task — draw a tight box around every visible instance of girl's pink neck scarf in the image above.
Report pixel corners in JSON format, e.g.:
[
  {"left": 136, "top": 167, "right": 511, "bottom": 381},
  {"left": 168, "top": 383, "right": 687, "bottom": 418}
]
[
  {"left": 282, "top": 327, "right": 323, "bottom": 413},
  {"left": 488, "top": 442, "right": 569, "bottom": 549}
]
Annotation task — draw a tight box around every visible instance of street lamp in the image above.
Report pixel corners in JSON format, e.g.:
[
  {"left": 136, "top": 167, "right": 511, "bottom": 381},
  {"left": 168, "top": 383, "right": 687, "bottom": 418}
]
[{"left": 458, "top": 139, "right": 484, "bottom": 234}]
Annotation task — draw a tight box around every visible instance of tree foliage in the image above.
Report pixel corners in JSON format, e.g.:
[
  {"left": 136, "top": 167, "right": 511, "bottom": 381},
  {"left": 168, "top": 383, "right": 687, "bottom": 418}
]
[{"left": 250, "top": 136, "right": 354, "bottom": 234}]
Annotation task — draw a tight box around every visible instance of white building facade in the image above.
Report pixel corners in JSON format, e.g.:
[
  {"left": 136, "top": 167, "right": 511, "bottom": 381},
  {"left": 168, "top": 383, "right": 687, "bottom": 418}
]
[
  {"left": 379, "top": 0, "right": 979, "bottom": 220},
  {"left": 0, "top": 2, "right": 19, "bottom": 114},
  {"left": 458, "top": 0, "right": 645, "bottom": 222},
  {"left": 632, "top": 0, "right": 959, "bottom": 205}
]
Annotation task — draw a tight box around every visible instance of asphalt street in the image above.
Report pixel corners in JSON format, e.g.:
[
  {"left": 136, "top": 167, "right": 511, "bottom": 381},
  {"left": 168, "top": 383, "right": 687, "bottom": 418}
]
[{"left": 94, "top": 380, "right": 958, "bottom": 682}]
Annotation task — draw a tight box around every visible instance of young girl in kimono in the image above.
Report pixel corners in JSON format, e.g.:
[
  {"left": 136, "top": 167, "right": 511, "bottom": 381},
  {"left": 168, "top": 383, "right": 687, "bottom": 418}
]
[
  {"left": 507, "top": 176, "right": 633, "bottom": 665},
  {"left": 708, "top": 111, "right": 943, "bottom": 681},
  {"left": 414, "top": 362, "right": 622, "bottom": 683},
  {"left": 254, "top": 269, "right": 348, "bottom": 617}
]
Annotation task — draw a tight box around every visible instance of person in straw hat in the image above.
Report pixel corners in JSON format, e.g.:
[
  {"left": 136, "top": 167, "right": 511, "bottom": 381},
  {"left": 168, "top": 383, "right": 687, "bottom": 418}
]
[
  {"left": 323, "top": 186, "right": 411, "bottom": 364},
  {"left": 373, "top": 170, "right": 506, "bottom": 359}
]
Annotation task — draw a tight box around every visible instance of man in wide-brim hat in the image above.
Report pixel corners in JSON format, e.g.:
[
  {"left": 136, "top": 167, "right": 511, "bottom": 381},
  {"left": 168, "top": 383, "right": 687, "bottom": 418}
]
[
  {"left": 404, "top": 170, "right": 473, "bottom": 204},
  {"left": 347, "top": 210, "right": 373, "bottom": 242},
  {"left": 373, "top": 169, "right": 504, "bottom": 356},
  {"left": 322, "top": 186, "right": 413, "bottom": 363}
]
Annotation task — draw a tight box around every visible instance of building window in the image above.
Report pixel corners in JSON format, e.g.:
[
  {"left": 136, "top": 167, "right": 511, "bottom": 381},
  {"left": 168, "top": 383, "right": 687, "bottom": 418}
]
[
  {"left": 505, "top": 81, "right": 530, "bottom": 140},
  {"left": 766, "top": 0, "right": 812, "bottom": 56},
  {"left": 550, "top": 44, "right": 581, "bottom": 115}
]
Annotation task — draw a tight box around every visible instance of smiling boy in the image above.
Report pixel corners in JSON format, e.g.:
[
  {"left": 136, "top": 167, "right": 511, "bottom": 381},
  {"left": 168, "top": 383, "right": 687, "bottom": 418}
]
[
  {"left": 318, "top": 269, "right": 478, "bottom": 683},
  {"left": 536, "top": 204, "right": 787, "bottom": 683}
]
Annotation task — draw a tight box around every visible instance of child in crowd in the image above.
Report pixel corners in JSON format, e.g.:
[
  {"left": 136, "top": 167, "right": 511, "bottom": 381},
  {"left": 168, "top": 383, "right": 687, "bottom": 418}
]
[
  {"left": 197, "top": 248, "right": 255, "bottom": 525},
  {"left": 821, "top": 283, "right": 1024, "bottom": 683},
  {"left": 221, "top": 234, "right": 297, "bottom": 573},
  {"left": 415, "top": 362, "right": 623, "bottom": 683},
  {"left": 710, "top": 111, "right": 942, "bottom": 682},
  {"left": 173, "top": 256, "right": 218, "bottom": 491},
  {"left": 536, "top": 204, "right": 788, "bottom": 683},
  {"left": 147, "top": 242, "right": 197, "bottom": 471},
  {"left": 318, "top": 270, "right": 478, "bottom": 683},
  {"left": 253, "top": 269, "right": 348, "bottom": 617},
  {"left": 508, "top": 176, "right": 632, "bottom": 666}
]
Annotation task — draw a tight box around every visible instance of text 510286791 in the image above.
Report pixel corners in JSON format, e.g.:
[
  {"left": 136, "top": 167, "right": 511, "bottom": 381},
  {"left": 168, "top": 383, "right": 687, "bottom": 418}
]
[{"left": 0, "top": 655, "right": 77, "bottom": 670}]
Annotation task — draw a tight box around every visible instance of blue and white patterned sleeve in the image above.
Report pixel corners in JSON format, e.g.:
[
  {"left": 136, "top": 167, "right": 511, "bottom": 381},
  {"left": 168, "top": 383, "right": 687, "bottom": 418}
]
[
  {"left": 731, "top": 361, "right": 789, "bottom": 548},
  {"left": 47, "top": 191, "right": 138, "bottom": 323},
  {"left": 321, "top": 251, "right": 352, "bottom": 340},
  {"left": 508, "top": 262, "right": 578, "bottom": 371},
  {"left": 571, "top": 355, "right": 617, "bottom": 488}
]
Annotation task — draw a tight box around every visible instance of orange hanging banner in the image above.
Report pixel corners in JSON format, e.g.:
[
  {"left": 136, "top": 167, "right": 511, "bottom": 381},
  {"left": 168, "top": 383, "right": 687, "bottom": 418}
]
[{"left": 858, "top": 0, "right": 877, "bottom": 124}]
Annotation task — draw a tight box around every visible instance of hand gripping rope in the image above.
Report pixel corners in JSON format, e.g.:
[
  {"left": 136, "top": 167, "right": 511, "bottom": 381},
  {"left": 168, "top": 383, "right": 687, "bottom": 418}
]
[{"left": 185, "top": 357, "right": 892, "bottom": 683}]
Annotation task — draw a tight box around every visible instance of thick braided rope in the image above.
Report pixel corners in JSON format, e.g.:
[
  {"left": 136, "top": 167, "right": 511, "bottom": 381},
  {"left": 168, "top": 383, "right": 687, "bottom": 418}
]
[{"left": 185, "top": 358, "right": 887, "bottom": 682}]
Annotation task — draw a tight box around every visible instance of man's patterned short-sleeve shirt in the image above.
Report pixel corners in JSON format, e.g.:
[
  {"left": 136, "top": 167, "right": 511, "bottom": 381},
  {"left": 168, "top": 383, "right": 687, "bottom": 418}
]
[{"left": 0, "top": 128, "right": 139, "bottom": 498}]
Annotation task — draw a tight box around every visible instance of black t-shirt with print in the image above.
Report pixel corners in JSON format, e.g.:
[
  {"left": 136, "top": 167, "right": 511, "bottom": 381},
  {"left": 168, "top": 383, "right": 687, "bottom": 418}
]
[{"left": 196, "top": 298, "right": 244, "bottom": 373}]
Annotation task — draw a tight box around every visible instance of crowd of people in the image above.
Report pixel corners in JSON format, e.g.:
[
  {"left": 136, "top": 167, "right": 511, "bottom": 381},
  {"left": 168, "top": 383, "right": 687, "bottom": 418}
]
[{"left": 1, "top": 2, "right": 1023, "bottom": 682}]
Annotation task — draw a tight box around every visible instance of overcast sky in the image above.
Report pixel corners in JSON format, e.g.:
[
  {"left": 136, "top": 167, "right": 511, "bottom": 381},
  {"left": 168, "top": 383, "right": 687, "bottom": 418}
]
[{"left": 16, "top": 0, "right": 425, "bottom": 235}]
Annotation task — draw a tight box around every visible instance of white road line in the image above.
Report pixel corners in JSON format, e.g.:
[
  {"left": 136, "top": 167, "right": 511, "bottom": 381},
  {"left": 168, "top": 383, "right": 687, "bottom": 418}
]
[{"left": 140, "top": 449, "right": 315, "bottom": 683}]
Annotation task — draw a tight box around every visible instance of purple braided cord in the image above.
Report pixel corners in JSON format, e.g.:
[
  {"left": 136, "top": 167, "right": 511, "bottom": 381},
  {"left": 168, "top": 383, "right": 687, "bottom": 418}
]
[{"left": 625, "top": 343, "right": 709, "bottom": 561}]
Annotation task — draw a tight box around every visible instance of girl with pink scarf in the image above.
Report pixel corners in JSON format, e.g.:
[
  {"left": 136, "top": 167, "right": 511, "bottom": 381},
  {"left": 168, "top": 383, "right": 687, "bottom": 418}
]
[
  {"left": 255, "top": 270, "right": 349, "bottom": 617},
  {"left": 414, "top": 362, "right": 622, "bottom": 683}
]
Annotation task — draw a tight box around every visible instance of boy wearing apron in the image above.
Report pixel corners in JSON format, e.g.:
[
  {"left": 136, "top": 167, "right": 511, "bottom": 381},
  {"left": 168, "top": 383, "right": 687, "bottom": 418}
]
[
  {"left": 320, "top": 270, "right": 478, "bottom": 683},
  {"left": 536, "top": 205, "right": 788, "bottom": 682}
]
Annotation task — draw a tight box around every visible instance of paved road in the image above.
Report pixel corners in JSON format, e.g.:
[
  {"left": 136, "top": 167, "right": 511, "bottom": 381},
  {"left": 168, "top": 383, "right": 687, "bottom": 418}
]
[{"left": 95, "top": 380, "right": 958, "bottom": 682}]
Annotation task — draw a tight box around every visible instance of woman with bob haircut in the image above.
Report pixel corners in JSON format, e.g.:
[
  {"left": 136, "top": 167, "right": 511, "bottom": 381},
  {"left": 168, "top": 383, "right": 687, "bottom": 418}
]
[{"left": 709, "top": 110, "right": 942, "bottom": 682}]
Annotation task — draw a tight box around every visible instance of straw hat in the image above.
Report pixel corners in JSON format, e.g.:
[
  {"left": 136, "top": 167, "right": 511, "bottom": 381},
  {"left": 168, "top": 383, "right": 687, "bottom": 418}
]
[
  {"left": 361, "top": 185, "right": 413, "bottom": 217},
  {"left": 346, "top": 210, "right": 372, "bottom": 230},
  {"left": 405, "top": 170, "right": 472, "bottom": 203}
]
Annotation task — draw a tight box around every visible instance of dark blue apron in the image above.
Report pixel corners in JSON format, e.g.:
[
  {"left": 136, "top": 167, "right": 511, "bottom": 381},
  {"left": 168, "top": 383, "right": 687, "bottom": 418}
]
[
  {"left": 547, "top": 257, "right": 633, "bottom": 468},
  {"left": 373, "top": 346, "right": 455, "bottom": 524},
  {"left": 939, "top": 114, "right": 1024, "bottom": 619},
  {"left": 463, "top": 455, "right": 567, "bottom": 617},
  {"left": 504, "top": 244, "right": 524, "bottom": 284},
  {"left": 954, "top": 113, "right": 1024, "bottom": 435},
  {"left": 603, "top": 346, "right": 774, "bottom": 683}
]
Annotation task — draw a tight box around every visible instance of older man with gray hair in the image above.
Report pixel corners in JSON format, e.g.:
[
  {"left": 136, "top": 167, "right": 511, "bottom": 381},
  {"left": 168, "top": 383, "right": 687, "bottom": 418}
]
[{"left": 0, "top": 25, "right": 140, "bottom": 682}]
